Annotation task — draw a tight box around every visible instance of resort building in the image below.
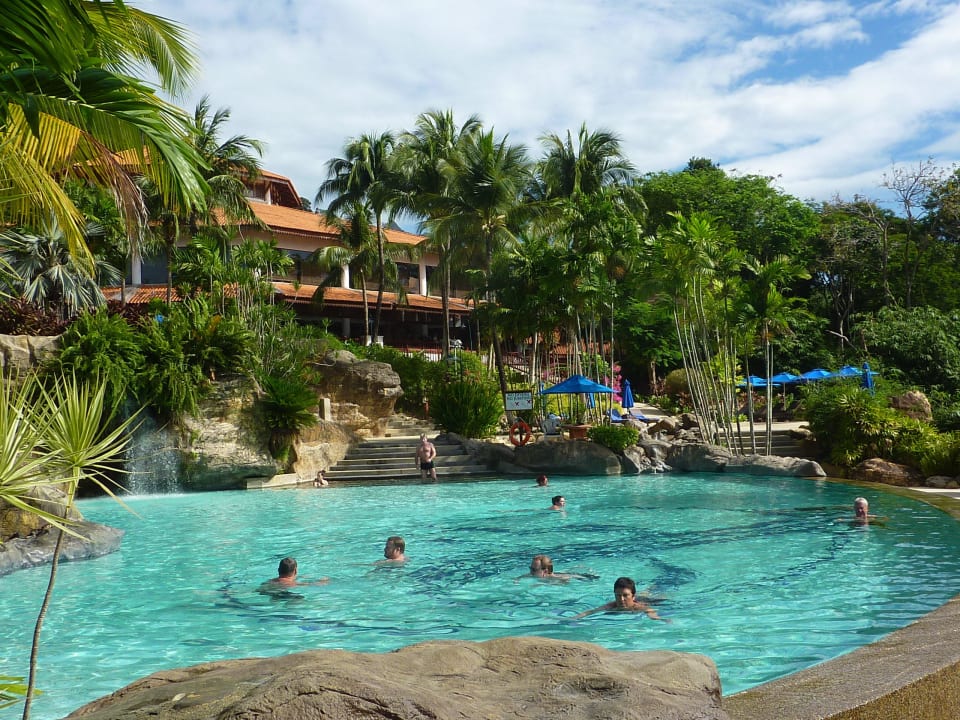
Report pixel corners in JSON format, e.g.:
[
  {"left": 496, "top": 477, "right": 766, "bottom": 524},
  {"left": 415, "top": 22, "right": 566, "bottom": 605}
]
[{"left": 116, "top": 170, "right": 474, "bottom": 353}]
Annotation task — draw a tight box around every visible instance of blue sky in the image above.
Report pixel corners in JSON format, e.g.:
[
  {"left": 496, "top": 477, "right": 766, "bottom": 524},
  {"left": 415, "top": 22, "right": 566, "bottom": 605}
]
[{"left": 142, "top": 0, "right": 960, "bottom": 216}]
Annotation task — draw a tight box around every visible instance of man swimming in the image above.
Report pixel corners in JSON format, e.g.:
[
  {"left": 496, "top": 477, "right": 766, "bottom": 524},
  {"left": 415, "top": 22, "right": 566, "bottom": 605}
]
[
  {"left": 257, "top": 557, "right": 328, "bottom": 596},
  {"left": 574, "top": 576, "right": 665, "bottom": 620}
]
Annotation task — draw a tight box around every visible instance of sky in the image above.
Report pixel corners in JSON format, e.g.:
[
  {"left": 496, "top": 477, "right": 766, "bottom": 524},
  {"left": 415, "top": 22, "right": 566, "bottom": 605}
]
[{"left": 141, "top": 0, "right": 960, "bottom": 219}]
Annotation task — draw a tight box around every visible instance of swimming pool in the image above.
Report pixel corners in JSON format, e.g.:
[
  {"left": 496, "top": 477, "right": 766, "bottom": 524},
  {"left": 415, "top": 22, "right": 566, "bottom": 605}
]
[{"left": 4, "top": 473, "right": 960, "bottom": 720}]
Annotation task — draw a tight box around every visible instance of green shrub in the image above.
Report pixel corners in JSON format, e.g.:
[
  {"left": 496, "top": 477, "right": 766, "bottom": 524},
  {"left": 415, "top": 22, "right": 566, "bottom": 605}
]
[
  {"left": 161, "top": 296, "right": 254, "bottom": 380},
  {"left": 588, "top": 424, "right": 640, "bottom": 452},
  {"left": 429, "top": 377, "right": 503, "bottom": 438},
  {"left": 257, "top": 374, "right": 319, "bottom": 462},
  {"left": 801, "top": 382, "right": 900, "bottom": 467},
  {"left": 134, "top": 318, "right": 208, "bottom": 420},
  {"left": 663, "top": 368, "right": 689, "bottom": 403},
  {"left": 46, "top": 307, "right": 143, "bottom": 410},
  {"left": 916, "top": 432, "right": 960, "bottom": 476}
]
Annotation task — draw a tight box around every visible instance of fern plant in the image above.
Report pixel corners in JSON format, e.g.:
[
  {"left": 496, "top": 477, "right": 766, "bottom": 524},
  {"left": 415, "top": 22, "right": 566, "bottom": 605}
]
[{"left": 257, "top": 374, "right": 318, "bottom": 461}]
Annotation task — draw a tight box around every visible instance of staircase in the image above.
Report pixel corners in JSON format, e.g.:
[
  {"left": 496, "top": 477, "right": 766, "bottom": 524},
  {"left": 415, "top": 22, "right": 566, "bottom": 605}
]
[
  {"left": 326, "top": 416, "right": 494, "bottom": 483},
  {"left": 727, "top": 427, "right": 810, "bottom": 458}
]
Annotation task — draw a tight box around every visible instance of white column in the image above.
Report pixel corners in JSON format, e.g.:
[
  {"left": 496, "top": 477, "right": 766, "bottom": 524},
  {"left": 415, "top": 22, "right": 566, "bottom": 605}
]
[
  {"left": 341, "top": 264, "right": 350, "bottom": 288},
  {"left": 131, "top": 246, "right": 142, "bottom": 286},
  {"left": 419, "top": 260, "right": 428, "bottom": 296}
]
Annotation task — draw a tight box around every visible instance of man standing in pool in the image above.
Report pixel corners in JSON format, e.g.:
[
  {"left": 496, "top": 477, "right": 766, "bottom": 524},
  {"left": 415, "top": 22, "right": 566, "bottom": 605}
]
[
  {"left": 258, "top": 557, "right": 328, "bottom": 595},
  {"left": 549, "top": 495, "right": 566, "bottom": 511},
  {"left": 574, "top": 577, "right": 666, "bottom": 620},
  {"left": 415, "top": 434, "right": 438, "bottom": 480},
  {"left": 845, "top": 496, "right": 885, "bottom": 524},
  {"left": 377, "top": 535, "right": 407, "bottom": 564}
]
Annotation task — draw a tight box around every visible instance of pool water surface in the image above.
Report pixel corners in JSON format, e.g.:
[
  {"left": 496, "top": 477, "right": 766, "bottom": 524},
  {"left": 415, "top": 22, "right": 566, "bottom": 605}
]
[{"left": 3, "top": 473, "right": 960, "bottom": 720}]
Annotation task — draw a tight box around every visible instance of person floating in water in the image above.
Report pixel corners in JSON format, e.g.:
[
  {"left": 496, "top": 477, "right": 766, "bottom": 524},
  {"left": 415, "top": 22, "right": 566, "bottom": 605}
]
[
  {"left": 258, "top": 557, "right": 328, "bottom": 596},
  {"left": 549, "top": 495, "right": 566, "bottom": 511},
  {"left": 376, "top": 535, "right": 407, "bottom": 564},
  {"left": 415, "top": 434, "right": 438, "bottom": 480},
  {"left": 574, "top": 576, "right": 666, "bottom": 621},
  {"left": 517, "top": 554, "right": 592, "bottom": 583},
  {"left": 314, "top": 470, "right": 329, "bottom": 487},
  {"left": 535, "top": 474, "right": 549, "bottom": 487}
]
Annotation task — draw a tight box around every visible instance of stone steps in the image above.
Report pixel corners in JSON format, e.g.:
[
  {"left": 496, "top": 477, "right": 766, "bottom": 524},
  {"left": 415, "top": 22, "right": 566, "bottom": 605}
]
[
  {"left": 326, "top": 430, "right": 492, "bottom": 482},
  {"left": 384, "top": 413, "right": 435, "bottom": 438},
  {"left": 724, "top": 429, "right": 809, "bottom": 458}
]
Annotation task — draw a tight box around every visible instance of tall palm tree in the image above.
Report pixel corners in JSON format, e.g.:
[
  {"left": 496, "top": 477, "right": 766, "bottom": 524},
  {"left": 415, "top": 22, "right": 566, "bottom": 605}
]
[
  {"left": 427, "top": 129, "right": 534, "bottom": 397},
  {"left": 396, "top": 110, "right": 483, "bottom": 351},
  {"left": 0, "top": 0, "right": 207, "bottom": 268},
  {"left": 317, "top": 132, "right": 399, "bottom": 341},
  {"left": 538, "top": 123, "right": 634, "bottom": 200}
]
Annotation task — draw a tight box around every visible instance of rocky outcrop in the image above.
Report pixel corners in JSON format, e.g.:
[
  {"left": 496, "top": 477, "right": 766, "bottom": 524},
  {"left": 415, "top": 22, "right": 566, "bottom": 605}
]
[
  {"left": 176, "top": 378, "right": 281, "bottom": 491},
  {"left": 0, "top": 333, "right": 60, "bottom": 374},
  {"left": 309, "top": 350, "right": 402, "bottom": 438},
  {"left": 0, "top": 521, "right": 124, "bottom": 577},
  {"left": 67, "top": 637, "right": 727, "bottom": 720},
  {"left": 459, "top": 435, "right": 622, "bottom": 476},
  {"left": 666, "top": 443, "right": 826, "bottom": 477},
  {"left": 850, "top": 458, "right": 925, "bottom": 486}
]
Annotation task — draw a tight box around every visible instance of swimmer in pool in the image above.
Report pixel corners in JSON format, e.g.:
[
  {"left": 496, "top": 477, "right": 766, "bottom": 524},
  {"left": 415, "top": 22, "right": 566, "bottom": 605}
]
[
  {"left": 549, "top": 495, "right": 566, "bottom": 511},
  {"left": 375, "top": 535, "right": 407, "bottom": 565},
  {"left": 837, "top": 497, "right": 886, "bottom": 525},
  {"left": 257, "top": 557, "right": 328, "bottom": 596},
  {"left": 574, "top": 576, "right": 666, "bottom": 621},
  {"left": 516, "top": 554, "right": 592, "bottom": 583}
]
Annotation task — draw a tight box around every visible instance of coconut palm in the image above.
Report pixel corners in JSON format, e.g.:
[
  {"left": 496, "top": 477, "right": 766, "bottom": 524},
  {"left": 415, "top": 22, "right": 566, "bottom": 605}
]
[
  {"left": 316, "top": 132, "right": 400, "bottom": 342},
  {"left": 396, "top": 110, "right": 483, "bottom": 351},
  {"left": 538, "top": 123, "right": 634, "bottom": 200},
  {"left": 0, "top": 0, "right": 207, "bottom": 268},
  {"left": 427, "top": 129, "right": 534, "bottom": 397}
]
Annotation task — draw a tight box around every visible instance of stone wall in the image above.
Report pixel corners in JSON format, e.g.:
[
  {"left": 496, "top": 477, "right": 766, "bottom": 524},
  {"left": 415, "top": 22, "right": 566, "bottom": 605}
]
[{"left": 0, "top": 333, "right": 60, "bottom": 374}]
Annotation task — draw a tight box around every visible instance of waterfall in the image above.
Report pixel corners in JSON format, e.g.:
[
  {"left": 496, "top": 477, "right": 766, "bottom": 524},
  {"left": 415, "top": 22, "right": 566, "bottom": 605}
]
[{"left": 124, "top": 411, "right": 183, "bottom": 494}]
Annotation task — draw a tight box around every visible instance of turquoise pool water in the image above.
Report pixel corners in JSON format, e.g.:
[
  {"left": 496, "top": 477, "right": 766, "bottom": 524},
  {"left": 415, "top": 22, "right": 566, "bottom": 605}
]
[{"left": 4, "top": 474, "right": 960, "bottom": 719}]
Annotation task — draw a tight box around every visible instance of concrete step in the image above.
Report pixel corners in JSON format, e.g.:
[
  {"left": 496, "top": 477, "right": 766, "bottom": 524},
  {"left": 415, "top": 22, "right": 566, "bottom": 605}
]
[{"left": 326, "top": 463, "right": 492, "bottom": 482}]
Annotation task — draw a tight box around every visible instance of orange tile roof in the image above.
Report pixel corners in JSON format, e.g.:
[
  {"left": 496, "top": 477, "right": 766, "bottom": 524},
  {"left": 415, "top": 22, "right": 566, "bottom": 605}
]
[
  {"left": 272, "top": 282, "right": 472, "bottom": 313},
  {"left": 247, "top": 202, "right": 340, "bottom": 236}
]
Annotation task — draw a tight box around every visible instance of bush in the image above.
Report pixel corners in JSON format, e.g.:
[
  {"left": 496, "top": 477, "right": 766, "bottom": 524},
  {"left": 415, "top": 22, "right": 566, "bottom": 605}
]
[
  {"left": 588, "top": 424, "right": 640, "bottom": 452},
  {"left": 134, "top": 317, "right": 208, "bottom": 420},
  {"left": 257, "top": 374, "right": 319, "bottom": 463},
  {"left": 429, "top": 378, "right": 503, "bottom": 438},
  {"left": 663, "top": 368, "right": 689, "bottom": 404},
  {"left": 46, "top": 307, "right": 143, "bottom": 410},
  {"left": 801, "top": 382, "right": 900, "bottom": 467},
  {"left": 0, "top": 297, "right": 67, "bottom": 335}
]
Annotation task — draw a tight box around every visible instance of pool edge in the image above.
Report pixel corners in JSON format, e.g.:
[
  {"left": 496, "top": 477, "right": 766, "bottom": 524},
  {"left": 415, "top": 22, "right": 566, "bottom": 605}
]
[{"left": 723, "top": 484, "right": 960, "bottom": 720}]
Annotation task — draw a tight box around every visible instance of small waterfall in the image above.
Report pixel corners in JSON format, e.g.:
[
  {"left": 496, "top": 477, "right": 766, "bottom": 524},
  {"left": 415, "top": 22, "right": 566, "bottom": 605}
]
[{"left": 124, "top": 411, "right": 183, "bottom": 494}]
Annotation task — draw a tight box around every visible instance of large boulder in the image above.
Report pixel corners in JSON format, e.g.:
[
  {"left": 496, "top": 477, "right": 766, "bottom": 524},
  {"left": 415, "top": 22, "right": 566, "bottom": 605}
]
[
  {"left": 1, "top": 484, "right": 81, "bottom": 541},
  {"left": 622, "top": 445, "right": 671, "bottom": 474},
  {"left": 667, "top": 443, "right": 733, "bottom": 473},
  {"left": 850, "top": 458, "right": 924, "bottom": 486},
  {"left": 309, "top": 350, "right": 402, "bottom": 437},
  {"left": 889, "top": 390, "right": 933, "bottom": 422},
  {"left": 67, "top": 637, "right": 727, "bottom": 720},
  {"left": 0, "top": 521, "right": 124, "bottom": 577},
  {"left": 726, "top": 455, "right": 827, "bottom": 478},
  {"left": 512, "top": 438, "right": 623, "bottom": 475}
]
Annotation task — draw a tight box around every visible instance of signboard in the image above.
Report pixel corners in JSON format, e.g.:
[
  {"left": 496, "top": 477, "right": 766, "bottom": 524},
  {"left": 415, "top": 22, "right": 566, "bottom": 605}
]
[{"left": 504, "top": 390, "right": 534, "bottom": 411}]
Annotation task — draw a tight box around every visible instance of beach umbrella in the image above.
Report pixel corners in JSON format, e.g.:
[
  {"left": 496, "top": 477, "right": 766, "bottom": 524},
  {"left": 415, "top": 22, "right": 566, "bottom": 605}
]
[
  {"left": 799, "top": 368, "right": 833, "bottom": 382},
  {"left": 737, "top": 375, "right": 768, "bottom": 388},
  {"left": 833, "top": 365, "right": 861, "bottom": 378},
  {"left": 770, "top": 372, "right": 800, "bottom": 385},
  {"left": 622, "top": 379, "right": 635, "bottom": 410},
  {"left": 541, "top": 374, "right": 614, "bottom": 423}
]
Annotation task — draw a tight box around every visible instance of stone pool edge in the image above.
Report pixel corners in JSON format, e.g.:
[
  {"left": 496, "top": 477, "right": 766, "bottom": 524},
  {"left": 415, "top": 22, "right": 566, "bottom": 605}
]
[{"left": 723, "top": 484, "right": 960, "bottom": 720}]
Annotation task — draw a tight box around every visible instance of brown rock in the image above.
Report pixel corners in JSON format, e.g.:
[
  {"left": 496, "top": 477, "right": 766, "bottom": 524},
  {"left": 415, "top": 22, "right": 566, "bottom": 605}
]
[
  {"left": 67, "top": 637, "right": 727, "bottom": 720},
  {"left": 667, "top": 443, "right": 733, "bottom": 473},
  {"left": 889, "top": 390, "right": 933, "bottom": 422},
  {"left": 309, "top": 350, "right": 402, "bottom": 437},
  {"left": 850, "top": 458, "right": 924, "bottom": 486}
]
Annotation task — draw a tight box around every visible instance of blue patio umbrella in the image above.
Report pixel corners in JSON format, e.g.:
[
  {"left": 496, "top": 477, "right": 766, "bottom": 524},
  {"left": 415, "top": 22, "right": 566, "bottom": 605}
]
[
  {"left": 541, "top": 374, "right": 614, "bottom": 422},
  {"left": 770, "top": 372, "right": 800, "bottom": 385},
  {"left": 737, "top": 375, "right": 768, "bottom": 388},
  {"left": 799, "top": 368, "right": 833, "bottom": 382},
  {"left": 833, "top": 365, "right": 862, "bottom": 378},
  {"left": 621, "top": 379, "right": 635, "bottom": 410}
]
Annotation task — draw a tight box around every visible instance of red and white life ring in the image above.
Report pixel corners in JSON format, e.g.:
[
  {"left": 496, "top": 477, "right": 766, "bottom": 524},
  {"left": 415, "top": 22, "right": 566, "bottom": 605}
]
[{"left": 509, "top": 420, "right": 532, "bottom": 447}]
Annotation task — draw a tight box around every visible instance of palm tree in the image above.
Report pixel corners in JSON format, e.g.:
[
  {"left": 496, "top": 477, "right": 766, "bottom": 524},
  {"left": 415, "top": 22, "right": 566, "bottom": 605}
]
[
  {"left": 538, "top": 123, "right": 634, "bottom": 200},
  {"left": 317, "top": 132, "right": 400, "bottom": 342},
  {"left": 0, "top": 0, "right": 207, "bottom": 268},
  {"left": 143, "top": 96, "right": 264, "bottom": 303},
  {"left": 396, "top": 110, "right": 483, "bottom": 351},
  {"left": 427, "top": 129, "right": 534, "bottom": 398},
  {"left": 0, "top": 216, "right": 122, "bottom": 320}
]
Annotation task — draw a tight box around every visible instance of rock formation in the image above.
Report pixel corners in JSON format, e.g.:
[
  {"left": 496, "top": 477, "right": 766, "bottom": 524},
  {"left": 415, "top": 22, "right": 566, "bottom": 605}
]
[
  {"left": 309, "top": 349, "right": 403, "bottom": 437},
  {"left": 66, "top": 637, "right": 728, "bottom": 720},
  {"left": 850, "top": 458, "right": 925, "bottom": 486}
]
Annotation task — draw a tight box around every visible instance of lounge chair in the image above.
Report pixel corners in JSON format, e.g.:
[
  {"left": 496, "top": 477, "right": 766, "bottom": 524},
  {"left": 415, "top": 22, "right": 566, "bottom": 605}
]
[
  {"left": 608, "top": 409, "right": 625, "bottom": 423},
  {"left": 626, "top": 410, "right": 656, "bottom": 424}
]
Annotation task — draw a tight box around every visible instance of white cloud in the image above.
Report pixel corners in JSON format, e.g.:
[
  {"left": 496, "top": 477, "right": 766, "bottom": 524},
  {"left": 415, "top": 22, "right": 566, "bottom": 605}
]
[{"left": 140, "top": 0, "right": 960, "bottom": 211}]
